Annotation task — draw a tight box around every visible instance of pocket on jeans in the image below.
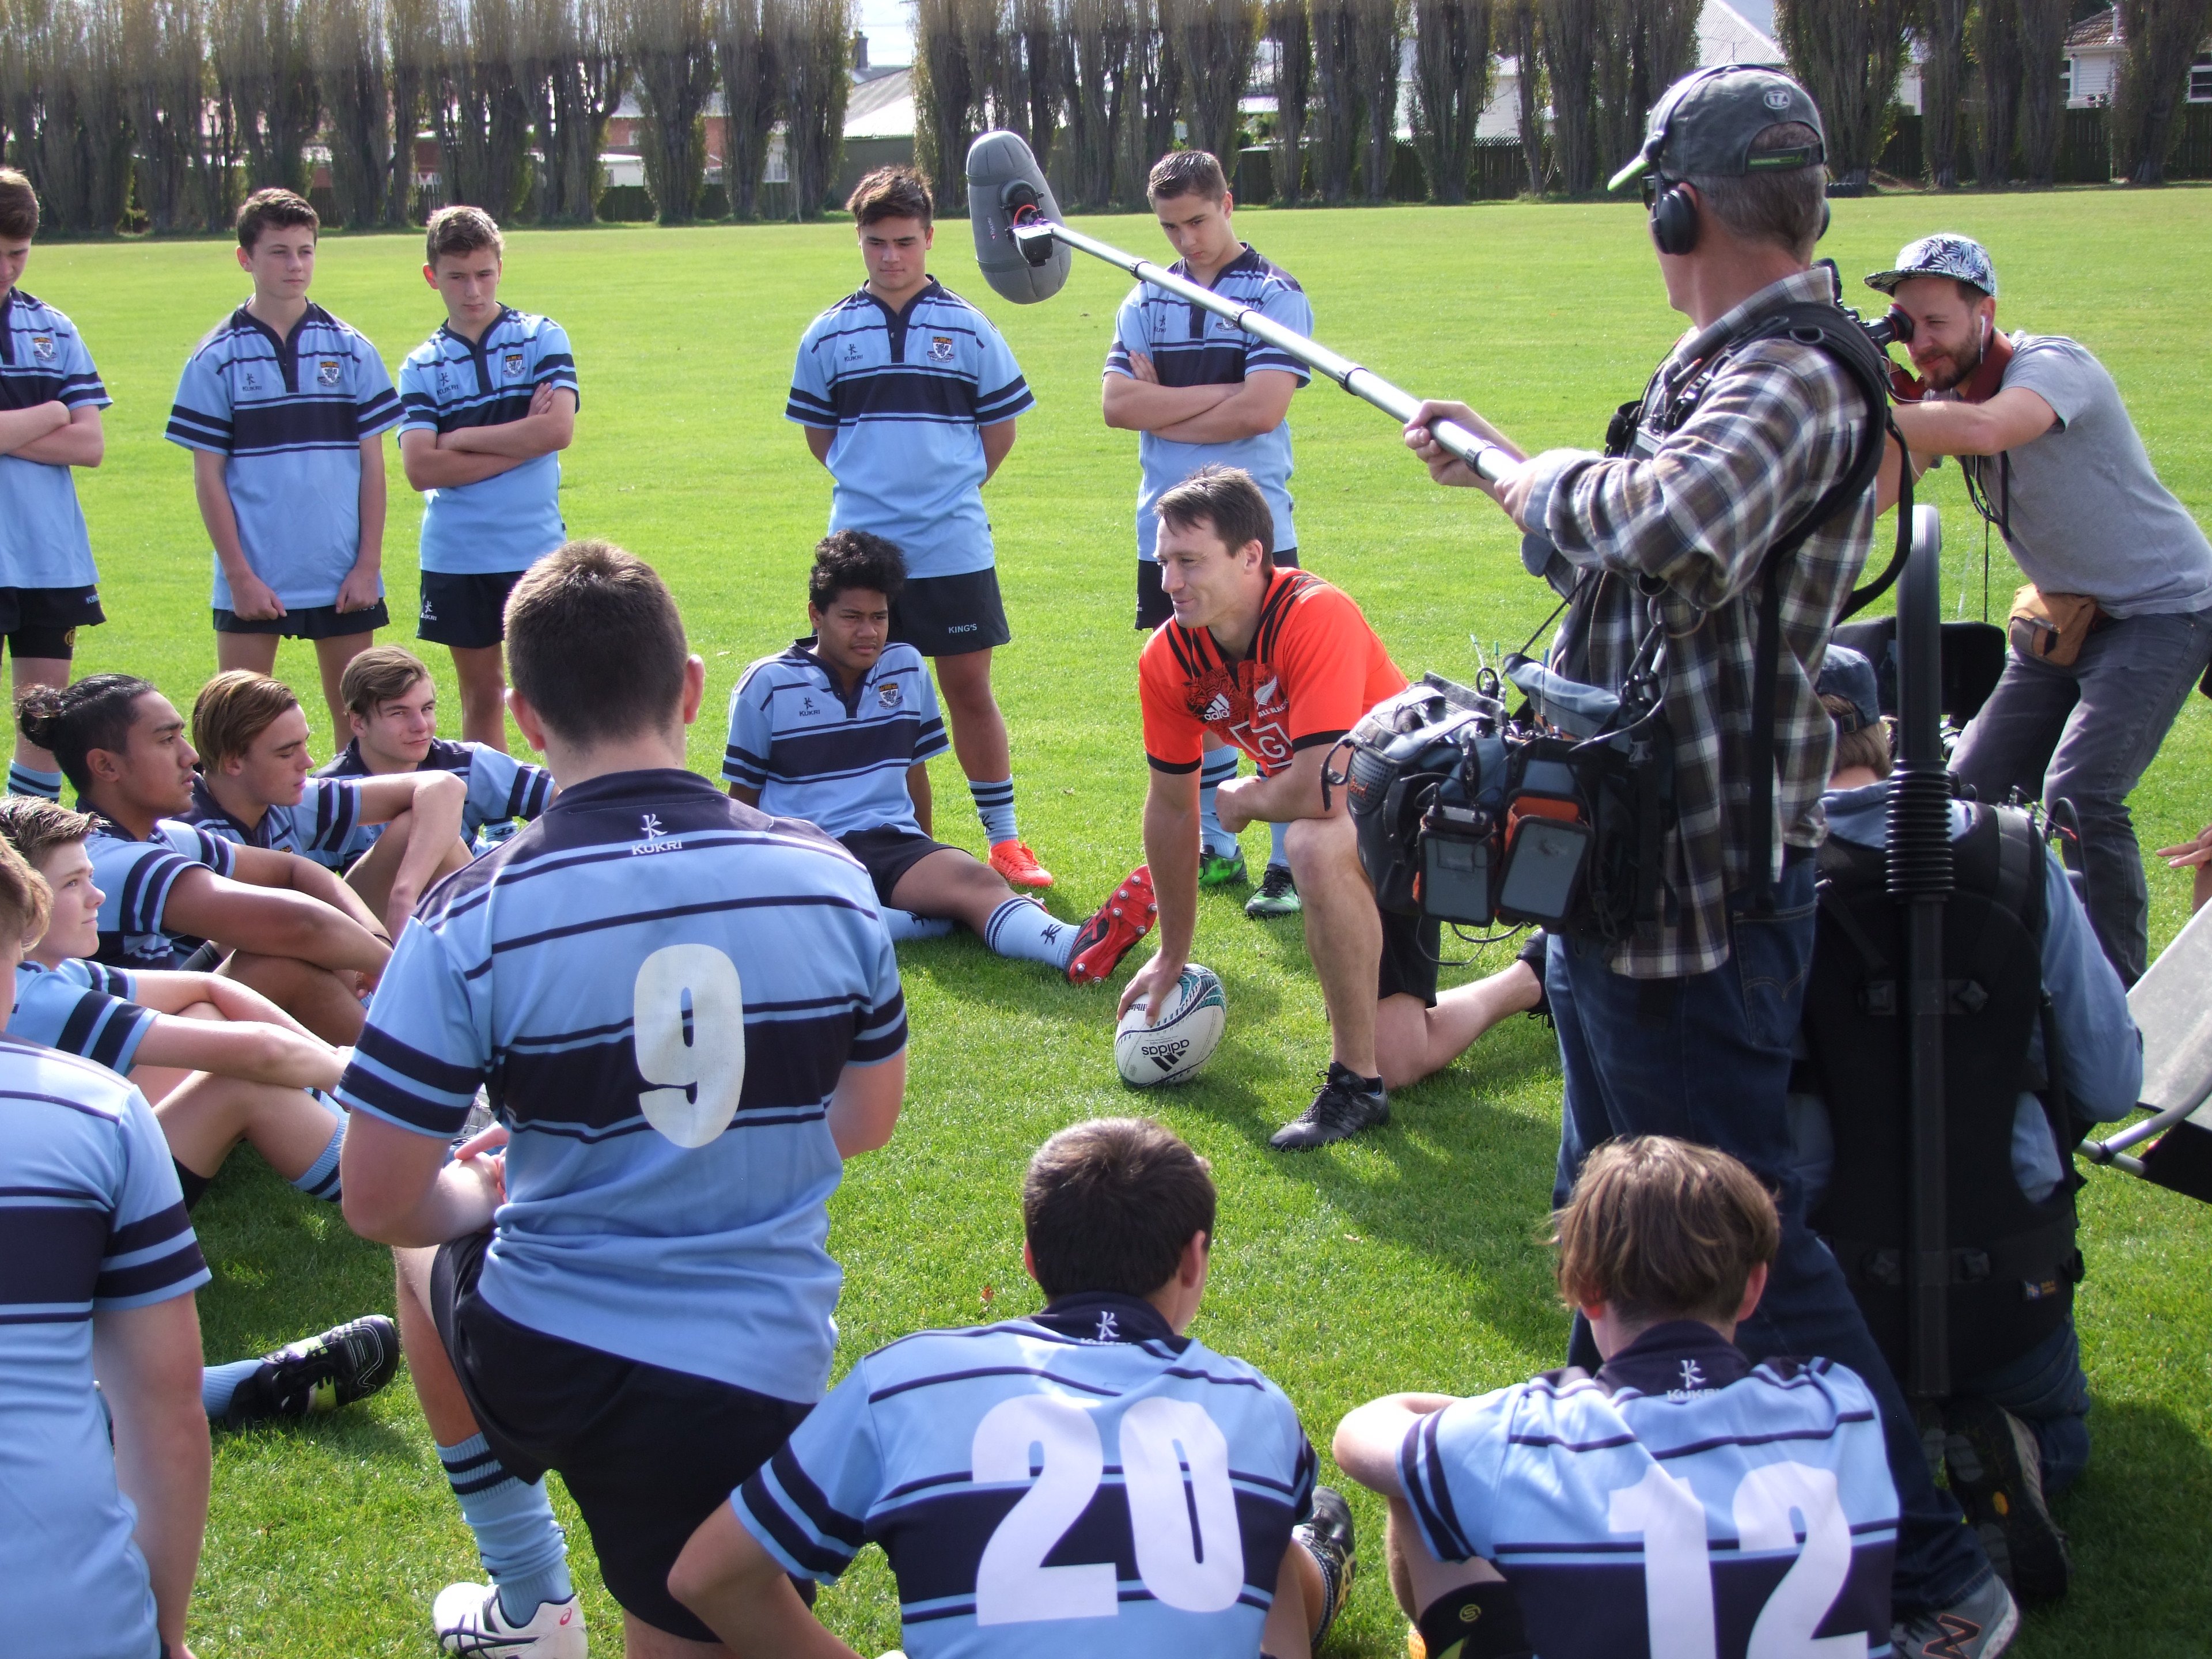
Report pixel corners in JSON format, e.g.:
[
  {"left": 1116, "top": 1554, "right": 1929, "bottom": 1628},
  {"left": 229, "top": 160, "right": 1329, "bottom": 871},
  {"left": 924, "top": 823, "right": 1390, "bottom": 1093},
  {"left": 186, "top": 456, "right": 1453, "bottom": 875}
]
[{"left": 1733, "top": 899, "right": 1817, "bottom": 1051}]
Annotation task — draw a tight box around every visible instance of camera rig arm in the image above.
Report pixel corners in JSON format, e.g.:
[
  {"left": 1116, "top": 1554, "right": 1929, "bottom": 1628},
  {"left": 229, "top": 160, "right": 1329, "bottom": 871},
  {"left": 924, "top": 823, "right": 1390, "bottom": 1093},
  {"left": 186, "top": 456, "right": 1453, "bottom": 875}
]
[{"left": 1005, "top": 209, "right": 1514, "bottom": 486}]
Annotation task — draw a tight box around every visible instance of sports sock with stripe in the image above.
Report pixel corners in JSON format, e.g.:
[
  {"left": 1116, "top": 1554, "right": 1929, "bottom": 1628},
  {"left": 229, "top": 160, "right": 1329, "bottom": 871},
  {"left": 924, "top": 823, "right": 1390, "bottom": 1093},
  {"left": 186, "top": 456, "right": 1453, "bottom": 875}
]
[
  {"left": 1199, "top": 749, "right": 1240, "bottom": 858},
  {"left": 7, "top": 763, "right": 62, "bottom": 801},
  {"left": 288, "top": 1114, "right": 344, "bottom": 1203},
  {"left": 201, "top": 1358, "right": 263, "bottom": 1418},
  {"left": 969, "top": 777, "right": 1017, "bottom": 845},
  {"left": 885, "top": 910, "right": 957, "bottom": 941},
  {"left": 984, "top": 897, "right": 1076, "bottom": 969},
  {"left": 1268, "top": 817, "right": 1291, "bottom": 872},
  {"left": 438, "top": 1433, "right": 574, "bottom": 1626}
]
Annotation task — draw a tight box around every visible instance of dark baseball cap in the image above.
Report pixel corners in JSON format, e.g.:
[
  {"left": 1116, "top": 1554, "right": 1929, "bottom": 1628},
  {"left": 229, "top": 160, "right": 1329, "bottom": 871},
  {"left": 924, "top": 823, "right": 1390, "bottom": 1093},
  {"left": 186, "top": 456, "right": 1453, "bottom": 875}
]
[
  {"left": 1608, "top": 66, "right": 1827, "bottom": 192},
  {"left": 1817, "top": 645, "right": 1881, "bottom": 734}
]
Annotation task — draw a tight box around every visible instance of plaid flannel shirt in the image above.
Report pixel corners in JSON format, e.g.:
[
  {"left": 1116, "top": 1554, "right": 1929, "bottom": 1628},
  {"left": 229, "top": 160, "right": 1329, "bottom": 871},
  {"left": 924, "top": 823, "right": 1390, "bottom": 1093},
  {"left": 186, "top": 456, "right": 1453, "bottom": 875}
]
[{"left": 1518, "top": 268, "right": 1876, "bottom": 979}]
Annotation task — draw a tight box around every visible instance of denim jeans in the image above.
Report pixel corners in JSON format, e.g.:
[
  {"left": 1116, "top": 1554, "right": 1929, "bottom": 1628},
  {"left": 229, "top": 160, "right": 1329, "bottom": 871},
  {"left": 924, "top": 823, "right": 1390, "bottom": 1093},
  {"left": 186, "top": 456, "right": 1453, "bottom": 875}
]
[
  {"left": 1547, "top": 858, "right": 1992, "bottom": 1617},
  {"left": 1951, "top": 605, "right": 2212, "bottom": 986},
  {"left": 1957, "top": 1319, "right": 2092, "bottom": 1497}
]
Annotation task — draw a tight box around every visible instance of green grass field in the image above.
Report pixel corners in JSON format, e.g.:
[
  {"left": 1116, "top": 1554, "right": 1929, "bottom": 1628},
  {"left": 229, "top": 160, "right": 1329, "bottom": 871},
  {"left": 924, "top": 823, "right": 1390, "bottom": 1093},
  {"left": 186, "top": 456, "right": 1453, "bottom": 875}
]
[{"left": 24, "top": 186, "right": 2212, "bottom": 1657}]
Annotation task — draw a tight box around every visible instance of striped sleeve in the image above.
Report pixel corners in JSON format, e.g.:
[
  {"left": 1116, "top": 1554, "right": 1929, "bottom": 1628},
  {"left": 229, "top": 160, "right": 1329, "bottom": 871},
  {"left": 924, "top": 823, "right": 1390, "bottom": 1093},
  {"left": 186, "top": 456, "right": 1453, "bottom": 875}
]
[
  {"left": 354, "top": 344, "right": 403, "bottom": 438},
  {"left": 69, "top": 960, "right": 137, "bottom": 999},
  {"left": 534, "top": 319, "right": 579, "bottom": 404},
  {"left": 973, "top": 320, "right": 1035, "bottom": 425},
  {"left": 847, "top": 922, "right": 906, "bottom": 1066},
  {"left": 1103, "top": 285, "right": 1147, "bottom": 379},
  {"left": 338, "top": 925, "right": 487, "bottom": 1137},
  {"left": 465, "top": 747, "right": 555, "bottom": 827},
  {"left": 730, "top": 1358, "right": 881, "bottom": 1581},
  {"left": 156, "top": 820, "right": 237, "bottom": 879},
  {"left": 723, "top": 672, "right": 775, "bottom": 790},
  {"left": 1247, "top": 277, "right": 1314, "bottom": 384},
  {"left": 57, "top": 324, "right": 112, "bottom": 410},
  {"left": 96, "top": 1090, "right": 210, "bottom": 1308},
  {"left": 108, "top": 843, "right": 195, "bottom": 937},
  {"left": 395, "top": 349, "right": 440, "bottom": 436},
  {"left": 300, "top": 778, "right": 364, "bottom": 855},
  {"left": 787, "top": 324, "right": 838, "bottom": 429},
  {"left": 1397, "top": 1394, "right": 1512, "bottom": 1566},
  {"left": 912, "top": 669, "right": 949, "bottom": 766},
  {"left": 166, "top": 346, "right": 233, "bottom": 453},
  {"left": 59, "top": 983, "right": 158, "bottom": 1075}
]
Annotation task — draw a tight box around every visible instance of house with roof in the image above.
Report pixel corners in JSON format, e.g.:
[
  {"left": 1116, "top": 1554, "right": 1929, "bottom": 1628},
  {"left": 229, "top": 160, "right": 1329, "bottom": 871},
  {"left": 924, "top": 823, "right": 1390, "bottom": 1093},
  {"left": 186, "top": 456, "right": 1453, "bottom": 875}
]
[{"left": 2061, "top": 6, "right": 2212, "bottom": 106}]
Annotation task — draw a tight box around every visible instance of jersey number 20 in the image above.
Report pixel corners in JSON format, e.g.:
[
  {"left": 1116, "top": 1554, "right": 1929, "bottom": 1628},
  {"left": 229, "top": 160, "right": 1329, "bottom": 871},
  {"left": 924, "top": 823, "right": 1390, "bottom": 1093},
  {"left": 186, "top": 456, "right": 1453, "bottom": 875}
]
[
  {"left": 1609, "top": 1460, "right": 1869, "bottom": 1659},
  {"left": 971, "top": 1395, "right": 1245, "bottom": 1625},
  {"left": 632, "top": 944, "right": 747, "bottom": 1148}
]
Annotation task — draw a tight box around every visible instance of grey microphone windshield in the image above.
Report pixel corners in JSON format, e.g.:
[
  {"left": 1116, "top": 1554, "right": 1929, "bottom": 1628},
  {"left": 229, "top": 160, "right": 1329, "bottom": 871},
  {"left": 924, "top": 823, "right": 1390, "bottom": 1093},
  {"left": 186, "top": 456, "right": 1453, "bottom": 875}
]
[{"left": 967, "top": 130, "right": 1070, "bottom": 304}]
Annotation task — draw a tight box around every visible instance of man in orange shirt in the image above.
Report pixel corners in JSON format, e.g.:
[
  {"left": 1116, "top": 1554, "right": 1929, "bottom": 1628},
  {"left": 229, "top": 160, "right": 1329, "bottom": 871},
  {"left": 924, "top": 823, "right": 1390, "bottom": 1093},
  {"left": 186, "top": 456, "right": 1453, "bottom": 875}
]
[{"left": 1123, "top": 467, "right": 1521, "bottom": 1147}]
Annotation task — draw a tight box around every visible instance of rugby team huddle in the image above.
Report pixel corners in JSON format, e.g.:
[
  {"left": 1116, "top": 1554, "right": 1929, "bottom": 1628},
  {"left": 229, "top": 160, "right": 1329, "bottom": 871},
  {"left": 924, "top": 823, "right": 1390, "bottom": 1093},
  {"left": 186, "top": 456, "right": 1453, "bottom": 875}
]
[{"left": 1, "top": 65, "right": 2171, "bottom": 1659}]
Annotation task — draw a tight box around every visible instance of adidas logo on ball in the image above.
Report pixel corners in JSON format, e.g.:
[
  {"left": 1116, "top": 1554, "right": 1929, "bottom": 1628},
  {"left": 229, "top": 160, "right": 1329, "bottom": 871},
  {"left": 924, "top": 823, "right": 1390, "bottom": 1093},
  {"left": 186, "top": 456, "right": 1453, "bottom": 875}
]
[{"left": 1113, "top": 965, "right": 1226, "bottom": 1087}]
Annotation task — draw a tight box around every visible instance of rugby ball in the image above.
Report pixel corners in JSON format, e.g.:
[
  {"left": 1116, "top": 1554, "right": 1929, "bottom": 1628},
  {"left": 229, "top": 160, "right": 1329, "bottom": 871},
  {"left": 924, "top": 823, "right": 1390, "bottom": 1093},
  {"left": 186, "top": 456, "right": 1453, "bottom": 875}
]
[{"left": 1115, "top": 964, "right": 1227, "bottom": 1087}]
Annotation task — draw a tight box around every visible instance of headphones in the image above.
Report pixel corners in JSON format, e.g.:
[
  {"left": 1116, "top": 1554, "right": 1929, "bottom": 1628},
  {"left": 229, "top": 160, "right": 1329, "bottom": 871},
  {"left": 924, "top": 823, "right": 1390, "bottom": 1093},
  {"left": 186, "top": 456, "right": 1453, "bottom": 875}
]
[{"left": 1645, "top": 173, "right": 1832, "bottom": 257}]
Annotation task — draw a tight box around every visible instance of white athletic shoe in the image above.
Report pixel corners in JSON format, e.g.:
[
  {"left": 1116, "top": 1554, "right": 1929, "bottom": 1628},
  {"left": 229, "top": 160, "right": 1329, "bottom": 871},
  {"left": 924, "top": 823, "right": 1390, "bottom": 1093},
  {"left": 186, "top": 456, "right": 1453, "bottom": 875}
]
[{"left": 433, "top": 1581, "right": 588, "bottom": 1657}]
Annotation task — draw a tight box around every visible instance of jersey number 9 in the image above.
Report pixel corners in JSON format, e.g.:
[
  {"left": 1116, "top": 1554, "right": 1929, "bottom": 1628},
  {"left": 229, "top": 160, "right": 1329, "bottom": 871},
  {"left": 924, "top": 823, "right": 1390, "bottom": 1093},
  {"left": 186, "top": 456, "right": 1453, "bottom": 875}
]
[
  {"left": 971, "top": 1393, "right": 1247, "bottom": 1625},
  {"left": 632, "top": 944, "right": 748, "bottom": 1148}
]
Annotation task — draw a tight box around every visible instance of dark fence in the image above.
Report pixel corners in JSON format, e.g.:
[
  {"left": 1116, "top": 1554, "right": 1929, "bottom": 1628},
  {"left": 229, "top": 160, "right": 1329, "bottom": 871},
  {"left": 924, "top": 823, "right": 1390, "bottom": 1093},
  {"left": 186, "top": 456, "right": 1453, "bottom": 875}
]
[{"left": 1875, "top": 103, "right": 2212, "bottom": 186}]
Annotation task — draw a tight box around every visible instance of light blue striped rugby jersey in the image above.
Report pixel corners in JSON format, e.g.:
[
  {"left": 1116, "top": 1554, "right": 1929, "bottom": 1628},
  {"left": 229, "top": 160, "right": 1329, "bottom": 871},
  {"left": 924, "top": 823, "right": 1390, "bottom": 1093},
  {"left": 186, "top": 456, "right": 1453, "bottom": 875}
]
[
  {"left": 165, "top": 302, "right": 403, "bottom": 610},
  {"left": 396, "top": 308, "right": 578, "bottom": 575},
  {"left": 1104, "top": 247, "right": 1312, "bottom": 562},
  {"left": 336, "top": 768, "right": 907, "bottom": 1393},
  {"left": 786, "top": 279, "right": 1035, "bottom": 579},
  {"left": 1399, "top": 1322, "right": 1899, "bottom": 1659},
  {"left": 0, "top": 1032, "right": 210, "bottom": 1659},
  {"left": 724, "top": 640, "right": 950, "bottom": 840},
  {"left": 734, "top": 1291, "right": 1317, "bottom": 1658},
  {"left": 12, "top": 959, "right": 154, "bottom": 1075},
  {"left": 0, "top": 286, "right": 112, "bottom": 589},
  {"left": 315, "top": 735, "right": 556, "bottom": 868},
  {"left": 85, "top": 814, "right": 237, "bottom": 972},
  {"left": 186, "top": 771, "right": 364, "bottom": 859}
]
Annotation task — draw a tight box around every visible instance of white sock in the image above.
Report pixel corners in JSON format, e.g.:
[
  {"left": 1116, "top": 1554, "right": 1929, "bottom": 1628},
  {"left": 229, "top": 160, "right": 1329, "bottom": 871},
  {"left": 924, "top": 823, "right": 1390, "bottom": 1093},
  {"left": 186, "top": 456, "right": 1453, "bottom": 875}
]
[
  {"left": 984, "top": 897, "right": 1076, "bottom": 969},
  {"left": 885, "top": 910, "right": 956, "bottom": 941}
]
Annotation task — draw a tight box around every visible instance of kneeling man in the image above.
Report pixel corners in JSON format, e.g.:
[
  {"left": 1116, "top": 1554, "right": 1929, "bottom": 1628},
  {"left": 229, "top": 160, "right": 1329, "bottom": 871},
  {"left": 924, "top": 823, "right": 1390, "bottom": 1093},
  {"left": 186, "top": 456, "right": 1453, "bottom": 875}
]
[
  {"left": 726, "top": 531, "right": 1156, "bottom": 985},
  {"left": 1122, "top": 466, "right": 1508, "bottom": 1149}
]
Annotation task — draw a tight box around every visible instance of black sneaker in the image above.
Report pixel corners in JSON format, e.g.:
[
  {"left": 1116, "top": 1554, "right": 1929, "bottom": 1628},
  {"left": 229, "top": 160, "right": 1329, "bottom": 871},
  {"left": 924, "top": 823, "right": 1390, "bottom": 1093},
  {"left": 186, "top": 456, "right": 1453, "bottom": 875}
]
[
  {"left": 1271, "top": 1063, "right": 1389, "bottom": 1150},
  {"left": 1943, "top": 1396, "right": 2072, "bottom": 1605},
  {"left": 223, "top": 1315, "right": 401, "bottom": 1427},
  {"left": 1293, "top": 1485, "right": 1357, "bottom": 1646},
  {"left": 1891, "top": 1571, "right": 2019, "bottom": 1659},
  {"left": 1245, "top": 863, "right": 1301, "bottom": 918}
]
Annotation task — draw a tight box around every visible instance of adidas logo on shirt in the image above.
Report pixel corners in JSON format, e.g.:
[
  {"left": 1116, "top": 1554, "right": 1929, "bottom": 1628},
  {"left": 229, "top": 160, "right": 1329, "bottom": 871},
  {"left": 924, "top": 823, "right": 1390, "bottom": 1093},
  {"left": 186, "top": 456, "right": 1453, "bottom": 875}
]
[{"left": 1204, "top": 694, "right": 1233, "bottom": 722}]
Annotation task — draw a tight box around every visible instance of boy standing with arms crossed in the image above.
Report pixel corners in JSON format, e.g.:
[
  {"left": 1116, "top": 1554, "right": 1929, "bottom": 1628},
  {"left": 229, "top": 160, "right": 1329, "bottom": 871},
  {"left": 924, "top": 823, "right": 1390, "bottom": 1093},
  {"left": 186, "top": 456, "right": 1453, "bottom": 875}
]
[
  {"left": 789, "top": 166, "right": 1052, "bottom": 889},
  {"left": 395, "top": 207, "right": 579, "bottom": 751},
  {"left": 168, "top": 188, "right": 402, "bottom": 742},
  {"left": 0, "top": 167, "right": 111, "bottom": 803}
]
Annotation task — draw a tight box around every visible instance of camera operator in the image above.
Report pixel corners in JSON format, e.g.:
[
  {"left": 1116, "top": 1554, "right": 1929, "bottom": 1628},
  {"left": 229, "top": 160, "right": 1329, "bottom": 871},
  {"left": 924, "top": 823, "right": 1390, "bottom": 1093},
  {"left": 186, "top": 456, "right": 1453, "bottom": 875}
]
[
  {"left": 1791, "top": 646, "right": 2138, "bottom": 1606},
  {"left": 1402, "top": 68, "right": 2013, "bottom": 1658},
  {"left": 1875, "top": 235, "right": 2212, "bottom": 986}
]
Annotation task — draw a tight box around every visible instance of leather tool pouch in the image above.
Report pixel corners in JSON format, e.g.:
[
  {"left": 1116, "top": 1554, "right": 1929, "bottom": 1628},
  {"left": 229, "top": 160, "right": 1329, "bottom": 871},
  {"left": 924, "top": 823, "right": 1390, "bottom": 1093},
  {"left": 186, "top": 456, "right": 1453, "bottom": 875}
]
[{"left": 2008, "top": 584, "right": 2100, "bottom": 668}]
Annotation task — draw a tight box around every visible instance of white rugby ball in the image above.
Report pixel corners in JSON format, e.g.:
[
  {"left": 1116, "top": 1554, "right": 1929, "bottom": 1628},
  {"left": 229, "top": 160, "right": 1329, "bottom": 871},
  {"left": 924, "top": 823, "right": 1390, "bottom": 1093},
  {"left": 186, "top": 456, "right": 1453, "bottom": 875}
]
[{"left": 1115, "top": 964, "right": 1228, "bottom": 1087}]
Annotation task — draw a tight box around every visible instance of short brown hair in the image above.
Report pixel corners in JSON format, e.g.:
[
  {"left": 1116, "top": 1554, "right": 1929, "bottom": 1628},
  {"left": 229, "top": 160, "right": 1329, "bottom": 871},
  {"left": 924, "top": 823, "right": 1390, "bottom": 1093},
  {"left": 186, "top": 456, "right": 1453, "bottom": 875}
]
[
  {"left": 1821, "top": 692, "right": 1893, "bottom": 779},
  {"left": 0, "top": 836, "right": 54, "bottom": 948},
  {"left": 340, "top": 646, "right": 434, "bottom": 719},
  {"left": 1690, "top": 123, "right": 1827, "bottom": 260},
  {"left": 1024, "top": 1118, "right": 1217, "bottom": 1300},
  {"left": 1553, "top": 1137, "right": 1781, "bottom": 1327},
  {"left": 0, "top": 796, "right": 99, "bottom": 869},
  {"left": 236, "top": 187, "right": 319, "bottom": 252},
  {"left": 0, "top": 167, "right": 38, "bottom": 241},
  {"left": 192, "top": 671, "right": 302, "bottom": 770},
  {"left": 847, "top": 165, "right": 933, "bottom": 229},
  {"left": 426, "top": 204, "right": 503, "bottom": 266},
  {"left": 1148, "top": 149, "right": 1228, "bottom": 203},
  {"left": 1155, "top": 464, "right": 1275, "bottom": 569},
  {"left": 506, "top": 540, "right": 689, "bottom": 747}
]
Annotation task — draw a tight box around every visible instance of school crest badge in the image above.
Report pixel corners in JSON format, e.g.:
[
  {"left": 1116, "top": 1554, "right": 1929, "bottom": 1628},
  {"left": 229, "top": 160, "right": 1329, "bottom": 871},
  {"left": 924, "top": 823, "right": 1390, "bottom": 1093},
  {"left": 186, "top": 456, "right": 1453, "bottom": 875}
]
[
  {"left": 877, "top": 681, "right": 902, "bottom": 708},
  {"left": 317, "top": 358, "right": 342, "bottom": 387},
  {"left": 504, "top": 352, "right": 525, "bottom": 377},
  {"left": 927, "top": 334, "right": 955, "bottom": 363},
  {"left": 30, "top": 335, "right": 55, "bottom": 362}
]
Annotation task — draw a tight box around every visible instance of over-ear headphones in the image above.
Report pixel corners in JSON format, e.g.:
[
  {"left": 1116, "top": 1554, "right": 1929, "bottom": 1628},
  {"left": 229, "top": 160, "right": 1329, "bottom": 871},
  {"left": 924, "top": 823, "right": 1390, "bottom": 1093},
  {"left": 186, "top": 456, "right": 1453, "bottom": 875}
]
[{"left": 1647, "top": 174, "right": 1699, "bottom": 256}]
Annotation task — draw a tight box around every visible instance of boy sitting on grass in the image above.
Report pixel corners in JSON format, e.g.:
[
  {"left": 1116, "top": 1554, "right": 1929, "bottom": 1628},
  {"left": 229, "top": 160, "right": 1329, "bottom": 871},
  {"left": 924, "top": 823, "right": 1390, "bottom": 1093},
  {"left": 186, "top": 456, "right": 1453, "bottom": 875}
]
[{"left": 1332, "top": 1137, "right": 1904, "bottom": 1659}]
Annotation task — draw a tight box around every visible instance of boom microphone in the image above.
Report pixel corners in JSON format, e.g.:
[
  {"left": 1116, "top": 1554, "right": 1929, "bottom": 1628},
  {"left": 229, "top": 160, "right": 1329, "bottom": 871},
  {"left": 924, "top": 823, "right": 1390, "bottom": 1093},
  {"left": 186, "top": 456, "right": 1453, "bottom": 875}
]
[{"left": 962, "top": 130, "right": 1510, "bottom": 483}]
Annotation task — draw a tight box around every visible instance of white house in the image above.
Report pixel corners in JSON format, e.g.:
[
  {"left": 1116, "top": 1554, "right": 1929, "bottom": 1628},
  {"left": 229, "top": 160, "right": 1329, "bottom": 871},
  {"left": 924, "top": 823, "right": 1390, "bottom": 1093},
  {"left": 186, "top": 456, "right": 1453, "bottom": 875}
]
[{"left": 2063, "top": 6, "right": 2212, "bottom": 107}]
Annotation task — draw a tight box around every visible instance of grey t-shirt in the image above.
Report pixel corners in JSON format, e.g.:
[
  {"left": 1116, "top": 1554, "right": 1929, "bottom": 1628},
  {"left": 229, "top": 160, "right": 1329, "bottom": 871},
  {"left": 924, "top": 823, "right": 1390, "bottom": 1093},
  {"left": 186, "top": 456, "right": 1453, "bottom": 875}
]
[{"left": 1955, "top": 333, "right": 2212, "bottom": 617}]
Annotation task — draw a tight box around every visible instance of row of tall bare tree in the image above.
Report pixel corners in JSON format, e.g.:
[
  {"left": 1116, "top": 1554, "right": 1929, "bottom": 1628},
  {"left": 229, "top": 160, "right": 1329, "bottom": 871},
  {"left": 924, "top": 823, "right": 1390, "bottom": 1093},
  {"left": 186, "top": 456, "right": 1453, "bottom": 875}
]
[{"left": 0, "top": 0, "right": 858, "bottom": 233}]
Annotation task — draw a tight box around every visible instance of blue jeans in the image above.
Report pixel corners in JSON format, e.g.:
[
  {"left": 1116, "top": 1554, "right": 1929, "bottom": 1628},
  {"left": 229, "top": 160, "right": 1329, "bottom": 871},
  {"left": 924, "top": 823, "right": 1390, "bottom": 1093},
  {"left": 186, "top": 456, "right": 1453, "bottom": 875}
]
[
  {"left": 1952, "top": 605, "right": 2212, "bottom": 986},
  {"left": 1547, "top": 859, "right": 1992, "bottom": 1617},
  {"left": 1958, "top": 1319, "right": 2091, "bottom": 1497}
]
